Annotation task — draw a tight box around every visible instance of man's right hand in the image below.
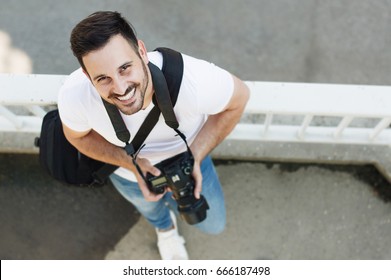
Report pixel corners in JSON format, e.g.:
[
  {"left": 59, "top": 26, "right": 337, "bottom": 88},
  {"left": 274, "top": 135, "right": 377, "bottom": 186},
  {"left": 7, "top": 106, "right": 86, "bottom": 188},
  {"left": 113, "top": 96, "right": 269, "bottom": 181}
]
[{"left": 133, "top": 157, "right": 166, "bottom": 202}]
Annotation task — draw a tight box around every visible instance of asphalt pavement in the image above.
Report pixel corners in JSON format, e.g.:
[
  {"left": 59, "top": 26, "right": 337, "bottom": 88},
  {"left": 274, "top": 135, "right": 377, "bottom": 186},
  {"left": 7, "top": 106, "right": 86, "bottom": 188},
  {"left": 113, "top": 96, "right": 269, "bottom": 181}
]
[{"left": 1, "top": 0, "right": 391, "bottom": 260}]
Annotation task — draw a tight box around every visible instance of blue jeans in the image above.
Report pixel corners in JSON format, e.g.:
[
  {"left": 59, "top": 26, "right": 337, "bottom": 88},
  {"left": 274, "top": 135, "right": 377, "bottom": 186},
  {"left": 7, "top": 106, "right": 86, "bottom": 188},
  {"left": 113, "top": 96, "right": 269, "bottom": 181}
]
[{"left": 109, "top": 155, "right": 226, "bottom": 235}]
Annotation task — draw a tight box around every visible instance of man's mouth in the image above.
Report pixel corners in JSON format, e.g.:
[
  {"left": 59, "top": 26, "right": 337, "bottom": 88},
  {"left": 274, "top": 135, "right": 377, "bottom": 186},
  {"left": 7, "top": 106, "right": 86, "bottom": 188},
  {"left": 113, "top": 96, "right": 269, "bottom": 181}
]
[{"left": 116, "top": 88, "right": 136, "bottom": 101}]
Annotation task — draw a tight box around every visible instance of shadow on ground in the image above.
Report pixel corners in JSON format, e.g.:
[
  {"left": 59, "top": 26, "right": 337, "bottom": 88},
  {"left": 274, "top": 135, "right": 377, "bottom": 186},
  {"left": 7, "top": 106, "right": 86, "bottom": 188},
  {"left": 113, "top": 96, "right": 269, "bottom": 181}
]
[{"left": 214, "top": 159, "right": 391, "bottom": 203}]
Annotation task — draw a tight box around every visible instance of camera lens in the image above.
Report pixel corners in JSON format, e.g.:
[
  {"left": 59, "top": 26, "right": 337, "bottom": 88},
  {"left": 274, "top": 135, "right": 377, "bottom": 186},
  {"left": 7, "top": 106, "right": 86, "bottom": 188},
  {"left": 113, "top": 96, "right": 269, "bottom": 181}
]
[{"left": 177, "top": 195, "right": 209, "bottom": 225}]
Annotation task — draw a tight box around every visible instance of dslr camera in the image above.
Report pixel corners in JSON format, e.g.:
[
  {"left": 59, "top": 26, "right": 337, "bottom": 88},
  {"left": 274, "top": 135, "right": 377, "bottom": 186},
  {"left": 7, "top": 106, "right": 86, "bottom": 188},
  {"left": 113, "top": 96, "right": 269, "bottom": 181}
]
[{"left": 146, "top": 150, "right": 209, "bottom": 225}]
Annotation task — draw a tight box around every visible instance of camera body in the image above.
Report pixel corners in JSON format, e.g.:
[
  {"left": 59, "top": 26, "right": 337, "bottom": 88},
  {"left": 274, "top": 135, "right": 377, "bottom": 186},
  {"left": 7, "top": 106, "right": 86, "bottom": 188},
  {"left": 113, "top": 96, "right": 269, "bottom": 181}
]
[
  {"left": 146, "top": 150, "right": 209, "bottom": 225},
  {"left": 146, "top": 150, "right": 194, "bottom": 196}
]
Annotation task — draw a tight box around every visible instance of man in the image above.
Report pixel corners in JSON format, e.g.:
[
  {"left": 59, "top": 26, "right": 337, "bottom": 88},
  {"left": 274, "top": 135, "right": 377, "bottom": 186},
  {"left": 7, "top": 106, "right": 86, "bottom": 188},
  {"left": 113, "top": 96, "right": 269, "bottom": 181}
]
[{"left": 58, "top": 11, "right": 249, "bottom": 260}]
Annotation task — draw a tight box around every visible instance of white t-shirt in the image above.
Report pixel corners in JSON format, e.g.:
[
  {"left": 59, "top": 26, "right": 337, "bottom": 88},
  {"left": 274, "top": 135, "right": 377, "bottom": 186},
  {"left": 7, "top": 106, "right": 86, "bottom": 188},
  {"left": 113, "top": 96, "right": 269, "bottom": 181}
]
[{"left": 58, "top": 51, "right": 234, "bottom": 181}]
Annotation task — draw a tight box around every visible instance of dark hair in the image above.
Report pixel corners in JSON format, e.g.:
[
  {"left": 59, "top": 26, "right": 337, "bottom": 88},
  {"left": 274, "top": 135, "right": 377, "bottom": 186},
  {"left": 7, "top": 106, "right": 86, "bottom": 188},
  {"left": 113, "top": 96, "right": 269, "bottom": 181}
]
[{"left": 70, "top": 11, "right": 139, "bottom": 71}]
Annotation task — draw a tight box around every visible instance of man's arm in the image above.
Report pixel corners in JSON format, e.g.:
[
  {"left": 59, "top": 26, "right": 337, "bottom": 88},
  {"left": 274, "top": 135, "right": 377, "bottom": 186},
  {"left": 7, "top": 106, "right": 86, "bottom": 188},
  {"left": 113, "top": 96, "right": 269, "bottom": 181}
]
[
  {"left": 190, "top": 74, "right": 250, "bottom": 197},
  {"left": 62, "top": 124, "right": 163, "bottom": 201},
  {"left": 62, "top": 126, "right": 133, "bottom": 170}
]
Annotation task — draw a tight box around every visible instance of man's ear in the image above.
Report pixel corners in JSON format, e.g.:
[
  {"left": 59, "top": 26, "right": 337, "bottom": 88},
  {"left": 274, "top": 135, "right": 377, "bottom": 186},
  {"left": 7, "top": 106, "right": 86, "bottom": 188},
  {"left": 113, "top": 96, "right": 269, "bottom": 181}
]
[{"left": 137, "top": 40, "right": 149, "bottom": 64}]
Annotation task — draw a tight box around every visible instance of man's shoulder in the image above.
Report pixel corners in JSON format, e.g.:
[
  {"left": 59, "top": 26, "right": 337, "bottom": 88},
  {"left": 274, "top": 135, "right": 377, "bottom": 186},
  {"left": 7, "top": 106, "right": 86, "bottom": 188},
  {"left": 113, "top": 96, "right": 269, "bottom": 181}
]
[
  {"left": 147, "top": 51, "right": 163, "bottom": 69},
  {"left": 148, "top": 48, "right": 215, "bottom": 73},
  {"left": 59, "top": 68, "right": 96, "bottom": 99},
  {"left": 58, "top": 67, "right": 98, "bottom": 108},
  {"left": 62, "top": 68, "right": 91, "bottom": 90}
]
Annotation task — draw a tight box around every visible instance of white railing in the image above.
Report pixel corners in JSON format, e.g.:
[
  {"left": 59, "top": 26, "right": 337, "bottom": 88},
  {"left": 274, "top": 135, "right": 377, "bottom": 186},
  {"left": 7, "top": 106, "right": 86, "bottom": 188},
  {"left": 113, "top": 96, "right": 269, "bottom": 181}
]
[
  {"left": 1, "top": 74, "right": 391, "bottom": 182},
  {"left": 233, "top": 82, "right": 391, "bottom": 145},
  {"left": 0, "top": 74, "right": 66, "bottom": 133}
]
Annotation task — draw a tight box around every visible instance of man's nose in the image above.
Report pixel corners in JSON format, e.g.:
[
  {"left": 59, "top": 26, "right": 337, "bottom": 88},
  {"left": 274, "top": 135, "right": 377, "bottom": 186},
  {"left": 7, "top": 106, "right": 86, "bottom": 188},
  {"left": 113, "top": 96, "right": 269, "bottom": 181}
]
[{"left": 112, "top": 76, "right": 128, "bottom": 94}]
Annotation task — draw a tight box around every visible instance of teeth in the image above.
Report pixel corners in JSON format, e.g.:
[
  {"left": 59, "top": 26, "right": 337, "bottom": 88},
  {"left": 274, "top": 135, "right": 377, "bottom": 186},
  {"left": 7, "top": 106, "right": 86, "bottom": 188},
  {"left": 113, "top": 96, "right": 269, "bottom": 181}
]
[{"left": 117, "top": 89, "right": 135, "bottom": 101}]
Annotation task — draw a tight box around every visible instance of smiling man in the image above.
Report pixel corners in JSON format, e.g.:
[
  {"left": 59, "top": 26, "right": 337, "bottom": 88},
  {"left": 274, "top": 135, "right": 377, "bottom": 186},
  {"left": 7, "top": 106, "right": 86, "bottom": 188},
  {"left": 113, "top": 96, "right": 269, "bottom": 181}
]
[
  {"left": 85, "top": 35, "right": 151, "bottom": 115},
  {"left": 58, "top": 11, "right": 249, "bottom": 260}
]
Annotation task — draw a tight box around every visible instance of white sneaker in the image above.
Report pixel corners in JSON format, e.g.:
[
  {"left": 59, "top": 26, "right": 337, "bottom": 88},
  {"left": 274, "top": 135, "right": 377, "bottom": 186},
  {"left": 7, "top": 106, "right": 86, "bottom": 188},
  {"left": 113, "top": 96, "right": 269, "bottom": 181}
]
[{"left": 156, "top": 211, "right": 189, "bottom": 260}]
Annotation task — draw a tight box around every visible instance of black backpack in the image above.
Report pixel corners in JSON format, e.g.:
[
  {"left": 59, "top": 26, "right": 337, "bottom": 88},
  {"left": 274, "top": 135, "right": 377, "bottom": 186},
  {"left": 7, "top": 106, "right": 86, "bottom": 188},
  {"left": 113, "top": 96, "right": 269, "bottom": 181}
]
[
  {"left": 35, "top": 109, "right": 107, "bottom": 185},
  {"left": 35, "top": 48, "right": 184, "bottom": 186}
]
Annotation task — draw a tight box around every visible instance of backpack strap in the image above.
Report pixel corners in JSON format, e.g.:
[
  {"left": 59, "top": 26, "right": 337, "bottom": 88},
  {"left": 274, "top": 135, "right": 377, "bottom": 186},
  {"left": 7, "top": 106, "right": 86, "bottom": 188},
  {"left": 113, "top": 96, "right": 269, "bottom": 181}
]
[
  {"left": 155, "top": 47, "right": 184, "bottom": 107},
  {"left": 149, "top": 62, "right": 178, "bottom": 129}
]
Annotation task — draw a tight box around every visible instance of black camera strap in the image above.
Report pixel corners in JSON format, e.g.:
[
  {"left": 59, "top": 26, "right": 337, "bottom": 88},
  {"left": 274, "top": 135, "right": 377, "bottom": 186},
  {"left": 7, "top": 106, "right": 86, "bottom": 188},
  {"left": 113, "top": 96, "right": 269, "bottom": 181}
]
[{"left": 92, "top": 47, "right": 185, "bottom": 184}]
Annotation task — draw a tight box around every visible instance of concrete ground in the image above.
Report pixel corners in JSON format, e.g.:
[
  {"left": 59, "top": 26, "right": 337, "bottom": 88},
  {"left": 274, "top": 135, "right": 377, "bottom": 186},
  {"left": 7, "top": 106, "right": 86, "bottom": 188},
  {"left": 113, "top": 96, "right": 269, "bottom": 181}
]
[
  {"left": 1, "top": 154, "right": 390, "bottom": 260},
  {"left": 106, "top": 161, "right": 391, "bottom": 260},
  {"left": 1, "top": 0, "right": 391, "bottom": 260}
]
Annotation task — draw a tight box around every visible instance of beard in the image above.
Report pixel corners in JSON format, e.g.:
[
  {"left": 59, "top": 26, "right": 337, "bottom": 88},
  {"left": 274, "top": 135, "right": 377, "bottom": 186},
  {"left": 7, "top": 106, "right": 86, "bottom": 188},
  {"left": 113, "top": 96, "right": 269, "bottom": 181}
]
[{"left": 110, "top": 60, "right": 150, "bottom": 115}]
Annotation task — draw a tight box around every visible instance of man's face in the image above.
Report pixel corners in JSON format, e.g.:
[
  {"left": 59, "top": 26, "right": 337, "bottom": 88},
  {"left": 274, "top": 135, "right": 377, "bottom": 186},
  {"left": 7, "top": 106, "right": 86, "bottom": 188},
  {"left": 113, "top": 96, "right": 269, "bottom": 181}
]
[{"left": 83, "top": 34, "right": 151, "bottom": 115}]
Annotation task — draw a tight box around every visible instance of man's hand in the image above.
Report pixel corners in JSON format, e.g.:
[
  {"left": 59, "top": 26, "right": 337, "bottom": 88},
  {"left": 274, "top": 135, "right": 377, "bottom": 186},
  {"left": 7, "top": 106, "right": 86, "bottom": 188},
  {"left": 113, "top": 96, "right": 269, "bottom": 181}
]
[
  {"left": 192, "top": 160, "right": 203, "bottom": 199},
  {"left": 133, "top": 157, "right": 166, "bottom": 202},
  {"left": 190, "top": 74, "right": 250, "bottom": 197}
]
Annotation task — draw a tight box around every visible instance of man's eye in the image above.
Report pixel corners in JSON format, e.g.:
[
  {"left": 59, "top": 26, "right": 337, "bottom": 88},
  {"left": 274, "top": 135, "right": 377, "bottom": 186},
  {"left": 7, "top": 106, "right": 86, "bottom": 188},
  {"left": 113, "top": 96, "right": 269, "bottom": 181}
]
[
  {"left": 121, "top": 64, "right": 131, "bottom": 72},
  {"left": 97, "top": 77, "right": 108, "bottom": 83}
]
